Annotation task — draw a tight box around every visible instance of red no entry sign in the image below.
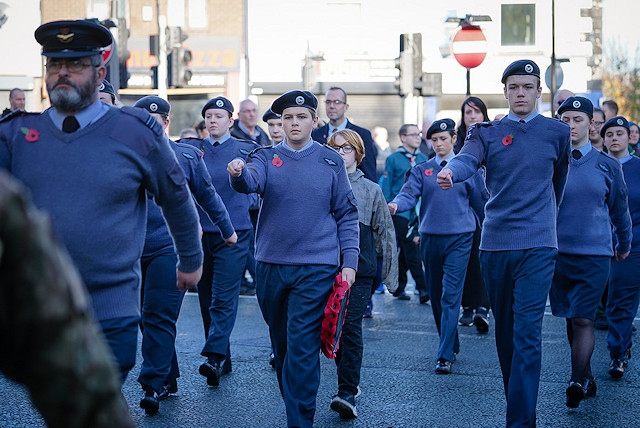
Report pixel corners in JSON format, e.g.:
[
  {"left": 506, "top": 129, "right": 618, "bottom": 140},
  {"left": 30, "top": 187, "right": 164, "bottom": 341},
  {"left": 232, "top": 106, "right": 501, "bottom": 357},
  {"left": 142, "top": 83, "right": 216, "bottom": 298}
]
[
  {"left": 102, "top": 43, "right": 114, "bottom": 64},
  {"left": 451, "top": 26, "right": 487, "bottom": 69}
]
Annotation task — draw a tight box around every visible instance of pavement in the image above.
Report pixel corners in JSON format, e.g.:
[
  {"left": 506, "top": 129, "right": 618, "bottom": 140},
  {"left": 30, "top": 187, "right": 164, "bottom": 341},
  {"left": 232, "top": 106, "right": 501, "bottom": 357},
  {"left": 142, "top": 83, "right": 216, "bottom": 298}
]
[{"left": 1, "top": 287, "right": 640, "bottom": 427}]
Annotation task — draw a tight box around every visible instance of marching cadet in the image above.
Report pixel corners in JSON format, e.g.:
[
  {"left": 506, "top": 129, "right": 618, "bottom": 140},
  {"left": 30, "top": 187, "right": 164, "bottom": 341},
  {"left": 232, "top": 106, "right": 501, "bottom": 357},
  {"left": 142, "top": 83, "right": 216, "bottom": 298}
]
[
  {"left": 227, "top": 90, "right": 359, "bottom": 428},
  {"left": 551, "top": 98, "right": 631, "bottom": 408},
  {"left": 133, "top": 96, "right": 237, "bottom": 415}
]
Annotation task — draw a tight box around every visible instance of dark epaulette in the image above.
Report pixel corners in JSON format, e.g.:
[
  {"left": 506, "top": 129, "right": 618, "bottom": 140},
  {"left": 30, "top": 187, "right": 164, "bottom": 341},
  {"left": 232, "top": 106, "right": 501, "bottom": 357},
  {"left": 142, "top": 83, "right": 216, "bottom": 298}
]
[
  {"left": 120, "top": 106, "right": 163, "bottom": 135},
  {"left": 318, "top": 143, "right": 344, "bottom": 169},
  {"left": 174, "top": 141, "right": 203, "bottom": 161},
  {"left": 248, "top": 145, "right": 273, "bottom": 158},
  {"left": 0, "top": 110, "right": 39, "bottom": 124}
]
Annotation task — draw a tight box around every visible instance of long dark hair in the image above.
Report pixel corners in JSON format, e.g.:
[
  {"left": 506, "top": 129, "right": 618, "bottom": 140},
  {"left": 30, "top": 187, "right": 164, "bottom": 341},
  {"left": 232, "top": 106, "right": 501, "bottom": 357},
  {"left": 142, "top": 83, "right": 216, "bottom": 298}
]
[{"left": 456, "top": 97, "right": 490, "bottom": 150}]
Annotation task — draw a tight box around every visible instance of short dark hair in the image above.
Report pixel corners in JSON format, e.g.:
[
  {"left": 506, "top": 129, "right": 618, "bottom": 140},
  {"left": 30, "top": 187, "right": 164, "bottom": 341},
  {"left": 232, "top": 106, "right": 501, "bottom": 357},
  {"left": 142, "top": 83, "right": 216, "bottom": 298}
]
[
  {"left": 399, "top": 123, "right": 418, "bottom": 136},
  {"left": 602, "top": 100, "right": 619, "bottom": 115},
  {"left": 327, "top": 87, "right": 347, "bottom": 103}
]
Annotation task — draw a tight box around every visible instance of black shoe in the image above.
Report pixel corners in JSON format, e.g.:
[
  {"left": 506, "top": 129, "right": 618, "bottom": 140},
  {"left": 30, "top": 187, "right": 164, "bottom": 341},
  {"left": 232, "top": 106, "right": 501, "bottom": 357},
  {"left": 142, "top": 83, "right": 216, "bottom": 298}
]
[
  {"left": 419, "top": 293, "right": 430, "bottom": 304},
  {"left": 268, "top": 352, "right": 276, "bottom": 368},
  {"left": 609, "top": 358, "right": 625, "bottom": 378},
  {"left": 157, "top": 380, "right": 178, "bottom": 400},
  {"left": 566, "top": 381, "right": 585, "bottom": 408},
  {"left": 395, "top": 291, "right": 410, "bottom": 301},
  {"left": 199, "top": 358, "right": 227, "bottom": 386},
  {"left": 330, "top": 392, "right": 357, "bottom": 419},
  {"left": 435, "top": 358, "right": 452, "bottom": 374},
  {"left": 140, "top": 387, "right": 160, "bottom": 415},
  {"left": 583, "top": 377, "right": 597, "bottom": 398},
  {"left": 459, "top": 307, "right": 473, "bottom": 326},
  {"left": 473, "top": 307, "right": 490, "bottom": 333}
]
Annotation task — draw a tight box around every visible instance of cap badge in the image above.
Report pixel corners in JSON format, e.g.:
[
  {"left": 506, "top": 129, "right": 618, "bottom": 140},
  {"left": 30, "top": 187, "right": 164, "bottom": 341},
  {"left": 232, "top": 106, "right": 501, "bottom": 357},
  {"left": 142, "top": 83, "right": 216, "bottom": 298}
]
[
  {"left": 99, "top": 83, "right": 105, "bottom": 90},
  {"left": 57, "top": 28, "right": 74, "bottom": 44},
  {"left": 216, "top": 100, "right": 224, "bottom": 107},
  {"left": 524, "top": 63, "right": 534, "bottom": 73},
  {"left": 440, "top": 122, "right": 447, "bottom": 130},
  {"left": 617, "top": 118, "right": 624, "bottom": 125},
  {"left": 573, "top": 100, "right": 581, "bottom": 108},
  {"left": 295, "top": 96, "right": 305, "bottom": 105},
  {"left": 150, "top": 103, "right": 158, "bottom": 112}
]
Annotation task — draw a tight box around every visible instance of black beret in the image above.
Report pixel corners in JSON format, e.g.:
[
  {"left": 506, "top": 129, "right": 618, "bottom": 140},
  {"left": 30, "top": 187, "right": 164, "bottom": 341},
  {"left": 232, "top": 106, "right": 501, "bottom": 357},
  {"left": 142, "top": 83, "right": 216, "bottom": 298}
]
[
  {"left": 271, "top": 90, "right": 318, "bottom": 115},
  {"left": 35, "top": 19, "right": 112, "bottom": 58},
  {"left": 426, "top": 118, "right": 456, "bottom": 139},
  {"left": 262, "top": 108, "right": 281, "bottom": 122},
  {"left": 134, "top": 96, "right": 171, "bottom": 116},
  {"left": 501, "top": 59, "right": 540, "bottom": 84},
  {"left": 98, "top": 79, "right": 116, "bottom": 98},
  {"left": 201, "top": 96, "right": 234, "bottom": 117},
  {"left": 557, "top": 96, "right": 594, "bottom": 118},
  {"left": 600, "top": 116, "right": 630, "bottom": 138}
]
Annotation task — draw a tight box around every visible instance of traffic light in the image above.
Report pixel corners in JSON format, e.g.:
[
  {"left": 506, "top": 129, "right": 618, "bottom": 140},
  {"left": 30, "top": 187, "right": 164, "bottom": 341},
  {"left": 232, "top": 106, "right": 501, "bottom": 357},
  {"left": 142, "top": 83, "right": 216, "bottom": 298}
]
[
  {"left": 394, "top": 34, "right": 414, "bottom": 97},
  {"left": 117, "top": 18, "right": 130, "bottom": 89},
  {"left": 167, "top": 26, "right": 192, "bottom": 88}
]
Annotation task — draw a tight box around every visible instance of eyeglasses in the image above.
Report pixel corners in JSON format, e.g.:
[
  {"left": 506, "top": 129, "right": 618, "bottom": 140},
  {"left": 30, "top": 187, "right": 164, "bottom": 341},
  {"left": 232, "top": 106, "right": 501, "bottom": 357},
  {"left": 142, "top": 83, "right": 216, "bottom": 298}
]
[
  {"left": 330, "top": 144, "right": 354, "bottom": 154},
  {"left": 594, "top": 121, "right": 605, "bottom": 127},
  {"left": 403, "top": 133, "right": 421, "bottom": 138},
  {"left": 45, "top": 59, "right": 96, "bottom": 74},
  {"left": 325, "top": 100, "right": 346, "bottom": 106}
]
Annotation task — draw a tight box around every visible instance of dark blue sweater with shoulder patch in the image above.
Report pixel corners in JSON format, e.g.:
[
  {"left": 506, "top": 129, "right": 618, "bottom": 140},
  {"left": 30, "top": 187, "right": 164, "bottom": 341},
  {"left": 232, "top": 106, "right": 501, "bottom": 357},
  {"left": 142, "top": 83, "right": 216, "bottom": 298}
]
[{"left": 446, "top": 115, "right": 571, "bottom": 251}]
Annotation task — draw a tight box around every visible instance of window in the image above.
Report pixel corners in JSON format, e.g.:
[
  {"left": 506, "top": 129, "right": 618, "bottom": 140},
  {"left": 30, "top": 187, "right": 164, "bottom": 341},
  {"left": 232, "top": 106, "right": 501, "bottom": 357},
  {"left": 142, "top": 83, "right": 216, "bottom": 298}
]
[{"left": 501, "top": 4, "right": 536, "bottom": 46}]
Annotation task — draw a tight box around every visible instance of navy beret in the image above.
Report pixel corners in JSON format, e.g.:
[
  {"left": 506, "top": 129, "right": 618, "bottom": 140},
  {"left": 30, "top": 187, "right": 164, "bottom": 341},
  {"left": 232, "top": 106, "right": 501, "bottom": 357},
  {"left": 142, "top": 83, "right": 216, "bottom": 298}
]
[
  {"left": 501, "top": 59, "right": 540, "bottom": 84},
  {"left": 35, "top": 19, "right": 112, "bottom": 58},
  {"left": 262, "top": 108, "right": 281, "bottom": 122},
  {"left": 271, "top": 90, "right": 318, "bottom": 115},
  {"left": 426, "top": 118, "right": 456, "bottom": 139},
  {"left": 201, "top": 96, "right": 234, "bottom": 117},
  {"left": 98, "top": 79, "right": 116, "bottom": 98},
  {"left": 600, "top": 116, "right": 630, "bottom": 138},
  {"left": 134, "top": 96, "right": 171, "bottom": 116},
  {"left": 557, "top": 96, "right": 594, "bottom": 118}
]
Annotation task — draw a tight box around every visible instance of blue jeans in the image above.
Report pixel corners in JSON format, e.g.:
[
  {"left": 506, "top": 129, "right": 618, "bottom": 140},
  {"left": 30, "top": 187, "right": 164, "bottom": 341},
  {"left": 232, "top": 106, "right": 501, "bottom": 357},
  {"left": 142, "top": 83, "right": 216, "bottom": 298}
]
[
  {"left": 335, "top": 278, "right": 372, "bottom": 396},
  {"left": 480, "top": 247, "right": 557, "bottom": 428},
  {"left": 256, "top": 262, "right": 335, "bottom": 428}
]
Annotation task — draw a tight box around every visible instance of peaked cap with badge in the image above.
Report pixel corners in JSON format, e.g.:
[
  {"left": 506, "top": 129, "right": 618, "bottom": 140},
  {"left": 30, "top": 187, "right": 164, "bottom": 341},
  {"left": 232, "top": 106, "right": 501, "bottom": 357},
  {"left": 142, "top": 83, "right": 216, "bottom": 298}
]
[
  {"left": 600, "top": 116, "right": 630, "bottom": 138},
  {"left": 35, "top": 19, "right": 113, "bottom": 58},
  {"left": 201, "top": 96, "right": 234, "bottom": 117},
  {"left": 426, "top": 118, "right": 456, "bottom": 139}
]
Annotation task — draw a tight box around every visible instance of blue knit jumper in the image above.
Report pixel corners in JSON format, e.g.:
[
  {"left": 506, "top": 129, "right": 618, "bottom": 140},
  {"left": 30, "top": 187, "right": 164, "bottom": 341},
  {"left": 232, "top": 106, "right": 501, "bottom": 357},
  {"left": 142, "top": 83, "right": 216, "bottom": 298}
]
[
  {"left": 446, "top": 115, "right": 571, "bottom": 250},
  {"left": 393, "top": 156, "right": 488, "bottom": 235},
  {"left": 230, "top": 141, "right": 360, "bottom": 270},
  {"left": 557, "top": 147, "right": 631, "bottom": 256},
  {"left": 621, "top": 156, "right": 640, "bottom": 253},
  {"left": 144, "top": 138, "right": 235, "bottom": 255},
  {"left": 186, "top": 135, "right": 258, "bottom": 232},
  {"left": 0, "top": 107, "right": 203, "bottom": 321}
]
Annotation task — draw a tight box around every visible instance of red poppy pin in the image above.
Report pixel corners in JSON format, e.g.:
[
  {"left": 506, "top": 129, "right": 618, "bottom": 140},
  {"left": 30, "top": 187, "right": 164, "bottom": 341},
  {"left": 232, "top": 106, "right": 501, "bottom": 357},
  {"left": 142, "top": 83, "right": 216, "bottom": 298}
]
[
  {"left": 502, "top": 134, "right": 514, "bottom": 146},
  {"left": 200, "top": 147, "right": 205, "bottom": 158},
  {"left": 425, "top": 168, "right": 434, "bottom": 176},
  {"left": 21, "top": 127, "right": 40, "bottom": 142},
  {"left": 272, "top": 154, "right": 283, "bottom": 167}
]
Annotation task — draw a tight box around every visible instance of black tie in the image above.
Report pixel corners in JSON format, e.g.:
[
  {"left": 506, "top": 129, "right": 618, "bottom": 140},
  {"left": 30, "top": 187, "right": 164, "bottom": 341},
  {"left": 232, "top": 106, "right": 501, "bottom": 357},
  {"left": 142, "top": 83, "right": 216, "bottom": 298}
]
[
  {"left": 213, "top": 141, "right": 220, "bottom": 147},
  {"left": 62, "top": 116, "right": 80, "bottom": 133},
  {"left": 572, "top": 149, "right": 582, "bottom": 160},
  {"left": 520, "top": 119, "right": 526, "bottom": 124},
  {"left": 440, "top": 160, "right": 447, "bottom": 167}
]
